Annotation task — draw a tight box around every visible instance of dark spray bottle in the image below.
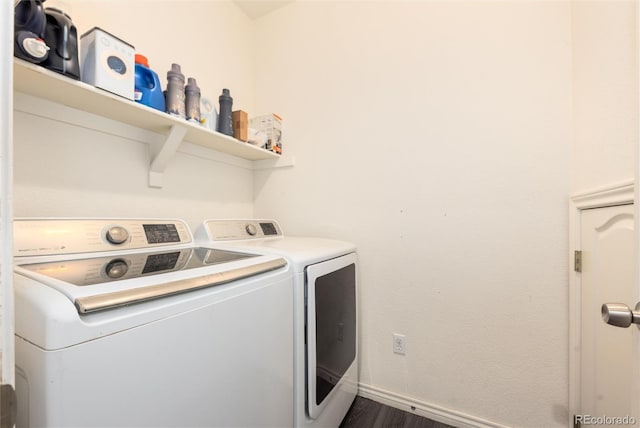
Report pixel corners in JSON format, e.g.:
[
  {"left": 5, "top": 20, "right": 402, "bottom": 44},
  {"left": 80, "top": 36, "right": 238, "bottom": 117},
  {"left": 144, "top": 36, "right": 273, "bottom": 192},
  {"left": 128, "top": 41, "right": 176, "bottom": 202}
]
[{"left": 217, "top": 88, "right": 233, "bottom": 136}]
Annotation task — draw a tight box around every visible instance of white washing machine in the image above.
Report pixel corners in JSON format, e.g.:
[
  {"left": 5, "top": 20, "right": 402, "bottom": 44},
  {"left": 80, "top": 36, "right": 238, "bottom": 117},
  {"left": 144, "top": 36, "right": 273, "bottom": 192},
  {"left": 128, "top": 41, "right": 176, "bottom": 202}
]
[
  {"left": 13, "top": 218, "right": 294, "bottom": 428},
  {"left": 196, "top": 219, "right": 358, "bottom": 428}
]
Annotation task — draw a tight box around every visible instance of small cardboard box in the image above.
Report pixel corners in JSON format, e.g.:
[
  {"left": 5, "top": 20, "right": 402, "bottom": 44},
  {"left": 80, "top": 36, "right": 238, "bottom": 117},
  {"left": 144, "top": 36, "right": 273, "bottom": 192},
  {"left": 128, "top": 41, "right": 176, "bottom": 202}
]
[
  {"left": 232, "top": 110, "right": 248, "bottom": 142},
  {"left": 250, "top": 114, "right": 282, "bottom": 154},
  {"left": 80, "top": 27, "right": 135, "bottom": 100}
]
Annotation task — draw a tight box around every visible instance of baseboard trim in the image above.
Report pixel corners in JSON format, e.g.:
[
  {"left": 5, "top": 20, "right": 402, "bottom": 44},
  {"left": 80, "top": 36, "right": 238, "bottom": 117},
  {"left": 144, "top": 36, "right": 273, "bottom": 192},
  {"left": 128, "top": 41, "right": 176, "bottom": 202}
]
[{"left": 357, "top": 383, "right": 510, "bottom": 428}]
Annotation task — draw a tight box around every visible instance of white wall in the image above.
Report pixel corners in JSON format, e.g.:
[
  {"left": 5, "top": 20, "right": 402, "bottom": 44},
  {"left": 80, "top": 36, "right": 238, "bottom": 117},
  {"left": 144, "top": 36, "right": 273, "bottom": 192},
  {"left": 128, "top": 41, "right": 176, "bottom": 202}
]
[
  {"left": 53, "top": 0, "right": 257, "bottom": 113},
  {"left": 13, "top": 1, "right": 256, "bottom": 232},
  {"left": 253, "top": 2, "right": 572, "bottom": 427},
  {"left": 572, "top": 0, "right": 637, "bottom": 193}
]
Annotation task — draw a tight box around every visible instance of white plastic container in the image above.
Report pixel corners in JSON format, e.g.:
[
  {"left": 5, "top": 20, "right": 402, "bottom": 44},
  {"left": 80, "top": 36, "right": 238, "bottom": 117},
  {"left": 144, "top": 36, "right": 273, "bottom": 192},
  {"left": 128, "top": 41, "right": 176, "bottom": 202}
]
[
  {"left": 80, "top": 27, "right": 135, "bottom": 100},
  {"left": 200, "top": 98, "right": 218, "bottom": 130}
]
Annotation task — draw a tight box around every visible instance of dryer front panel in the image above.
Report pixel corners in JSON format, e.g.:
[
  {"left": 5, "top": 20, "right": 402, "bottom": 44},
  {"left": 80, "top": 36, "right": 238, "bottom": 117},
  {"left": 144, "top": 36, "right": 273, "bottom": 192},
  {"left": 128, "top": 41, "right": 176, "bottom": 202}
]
[{"left": 305, "top": 252, "right": 357, "bottom": 420}]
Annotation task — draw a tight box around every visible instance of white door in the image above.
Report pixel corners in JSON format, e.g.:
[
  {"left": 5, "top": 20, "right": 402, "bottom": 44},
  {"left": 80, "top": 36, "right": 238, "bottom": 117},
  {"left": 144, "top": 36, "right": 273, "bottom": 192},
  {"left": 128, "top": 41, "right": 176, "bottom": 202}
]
[
  {"left": 580, "top": 203, "right": 638, "bottom": 426},
  {"left": 1, "top": 2, "right": 15, "bottom": 427}
]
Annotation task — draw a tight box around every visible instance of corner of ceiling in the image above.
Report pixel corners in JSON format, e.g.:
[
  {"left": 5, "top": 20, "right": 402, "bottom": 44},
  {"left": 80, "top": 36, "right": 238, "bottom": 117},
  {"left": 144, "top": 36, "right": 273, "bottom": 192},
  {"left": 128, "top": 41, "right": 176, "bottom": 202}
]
[{"left": 233, "top": 0, "right": 294, "bottom": 20}]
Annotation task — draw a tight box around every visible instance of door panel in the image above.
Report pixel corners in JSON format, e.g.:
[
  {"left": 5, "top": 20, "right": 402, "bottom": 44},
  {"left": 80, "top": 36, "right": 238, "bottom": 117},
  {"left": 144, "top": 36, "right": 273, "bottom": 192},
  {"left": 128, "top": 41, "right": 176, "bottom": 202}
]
[{"left": 580, "top": 204, "right": 637, "bottom": 425}]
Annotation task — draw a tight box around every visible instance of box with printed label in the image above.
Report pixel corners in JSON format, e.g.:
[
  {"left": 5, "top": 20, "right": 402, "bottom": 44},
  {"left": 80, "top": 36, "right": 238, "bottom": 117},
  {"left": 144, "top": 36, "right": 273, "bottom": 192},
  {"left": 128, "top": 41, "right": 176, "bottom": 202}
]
[{"left": 249, "top": 114, "right": 282, "bottom": 154}]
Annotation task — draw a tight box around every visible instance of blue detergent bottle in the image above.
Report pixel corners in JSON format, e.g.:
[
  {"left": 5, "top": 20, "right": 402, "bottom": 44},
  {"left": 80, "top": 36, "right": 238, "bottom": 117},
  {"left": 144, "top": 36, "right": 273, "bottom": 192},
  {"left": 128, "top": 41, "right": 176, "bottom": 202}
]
[{"left": 134, "top": 54, "right": 165, "bottom": 112}]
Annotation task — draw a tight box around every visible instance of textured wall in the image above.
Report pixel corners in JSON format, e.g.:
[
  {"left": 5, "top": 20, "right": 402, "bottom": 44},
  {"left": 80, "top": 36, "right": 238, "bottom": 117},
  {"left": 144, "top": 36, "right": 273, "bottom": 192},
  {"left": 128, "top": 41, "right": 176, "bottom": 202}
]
[
  {"left": 252, "top": 2, "right": 572, "bottom": 426},
  {"left": 52, "top": 0, "right": 257, "bottom": 114},
  {"left": 572, "top": 0, "right": 637, "bottom": 192},
  {"left": 13, "top": 1, "right": 257, "bottom": 231}
]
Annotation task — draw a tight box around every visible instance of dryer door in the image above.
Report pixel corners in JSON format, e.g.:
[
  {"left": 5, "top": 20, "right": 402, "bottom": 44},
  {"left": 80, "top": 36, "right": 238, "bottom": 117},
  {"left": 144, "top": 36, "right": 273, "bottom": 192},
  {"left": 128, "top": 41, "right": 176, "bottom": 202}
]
[{"left": 306, "top": 253, "right": 357, "bottom": 420}]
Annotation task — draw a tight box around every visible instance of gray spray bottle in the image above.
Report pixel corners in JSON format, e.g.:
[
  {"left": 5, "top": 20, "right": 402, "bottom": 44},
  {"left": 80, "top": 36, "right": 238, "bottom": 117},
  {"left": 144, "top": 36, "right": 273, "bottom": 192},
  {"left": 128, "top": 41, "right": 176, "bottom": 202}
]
[
  {"left": 185, "top": 77, "right": 201, "bottom": 123},
  {"left": 166, "top": 63, "right": 186, "bottom": 119},
  {"left": 217, "top": 88, "right": 233, "bottom": 136}
]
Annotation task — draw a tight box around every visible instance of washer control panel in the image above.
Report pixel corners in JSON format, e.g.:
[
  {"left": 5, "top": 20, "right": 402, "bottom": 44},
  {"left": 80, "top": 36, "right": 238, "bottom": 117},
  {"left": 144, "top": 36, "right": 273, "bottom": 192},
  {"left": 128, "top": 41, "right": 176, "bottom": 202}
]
[
  {"left": 14, "top": 219, "right": 192, "bottom": 257},
  {"left": 198, "top": 219, "right": 283, "bottom": 241}
]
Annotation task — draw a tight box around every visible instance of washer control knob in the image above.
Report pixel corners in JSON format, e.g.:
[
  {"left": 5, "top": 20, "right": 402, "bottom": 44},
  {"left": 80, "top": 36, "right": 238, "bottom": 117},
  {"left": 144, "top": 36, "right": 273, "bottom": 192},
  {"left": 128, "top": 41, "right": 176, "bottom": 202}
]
[
  {"left": 105, "top": 226, "right": 129, "bottom": 245},
  {"left": 105, "top": 259, "right": 128, "bottom": 279},
  {"left": 245, "top": 224, "right": 258, "bottom": 236}
]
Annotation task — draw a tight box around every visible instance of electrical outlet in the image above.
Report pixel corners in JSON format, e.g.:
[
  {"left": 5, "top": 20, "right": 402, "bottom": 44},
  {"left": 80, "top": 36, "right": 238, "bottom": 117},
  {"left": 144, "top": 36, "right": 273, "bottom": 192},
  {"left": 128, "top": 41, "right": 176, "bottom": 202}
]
[{"left": 393, "top": 333, "right": 406, "bottom": 355}]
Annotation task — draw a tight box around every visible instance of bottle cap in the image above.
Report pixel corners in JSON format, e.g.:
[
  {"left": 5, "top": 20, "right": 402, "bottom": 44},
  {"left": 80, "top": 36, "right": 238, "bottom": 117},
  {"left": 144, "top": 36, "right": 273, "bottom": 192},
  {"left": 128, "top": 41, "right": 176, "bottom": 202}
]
[
  {"left": 167, "top": 63, "right": 185, "bottom": 82},
  {"left": 186, "top": 78, "right": 200, "bottom": 94},
  {"left": 135, "top": 54, "right": 149, "bottom": 67}
]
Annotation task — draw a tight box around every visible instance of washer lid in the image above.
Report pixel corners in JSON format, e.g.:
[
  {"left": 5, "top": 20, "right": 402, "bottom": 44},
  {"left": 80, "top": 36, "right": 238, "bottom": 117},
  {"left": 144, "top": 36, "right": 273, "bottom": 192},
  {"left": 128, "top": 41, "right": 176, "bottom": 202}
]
[
  {"left": 205, "top": 237, "right": 356, "bottom": 271},
  {"left": 18, "top": 247, "right": 256, "bottom": 286},
  {"left": 16, "top": 248, "right": 287, "bottom": 314},
  {"left": 196, "top": 219, "right": 356, "bottom": 271}
]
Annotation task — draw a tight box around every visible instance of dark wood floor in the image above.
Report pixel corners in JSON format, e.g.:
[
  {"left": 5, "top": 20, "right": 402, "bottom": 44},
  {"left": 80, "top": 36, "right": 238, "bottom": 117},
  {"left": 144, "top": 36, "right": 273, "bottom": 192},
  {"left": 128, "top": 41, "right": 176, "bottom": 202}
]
[{"left": 340, "top": 397, "right": 455, "bottom": 428}]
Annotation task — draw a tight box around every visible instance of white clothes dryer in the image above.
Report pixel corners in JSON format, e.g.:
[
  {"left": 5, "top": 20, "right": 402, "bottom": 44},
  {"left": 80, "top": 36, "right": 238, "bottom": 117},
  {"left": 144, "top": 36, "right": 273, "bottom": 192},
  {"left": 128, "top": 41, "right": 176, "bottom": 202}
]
[
  {"left": 13, "top": 218, "right": 294, "bottom": 428},
  {"left": 196, "top": 219, "right": 358, "bottom": 428}
]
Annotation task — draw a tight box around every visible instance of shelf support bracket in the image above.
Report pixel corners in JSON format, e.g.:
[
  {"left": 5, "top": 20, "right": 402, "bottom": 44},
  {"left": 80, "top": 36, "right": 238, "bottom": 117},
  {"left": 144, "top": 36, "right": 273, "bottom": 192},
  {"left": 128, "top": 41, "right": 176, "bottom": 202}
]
[{"left": 149, "top": 124, "right": 188, "bottom": 188}]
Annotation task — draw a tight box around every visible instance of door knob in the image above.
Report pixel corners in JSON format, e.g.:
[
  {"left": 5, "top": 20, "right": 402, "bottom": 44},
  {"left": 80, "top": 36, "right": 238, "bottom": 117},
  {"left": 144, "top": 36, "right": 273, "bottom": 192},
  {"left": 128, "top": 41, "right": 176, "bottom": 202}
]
[{"left": 602, "top": 302, "right": 640, "bottom": 328}]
